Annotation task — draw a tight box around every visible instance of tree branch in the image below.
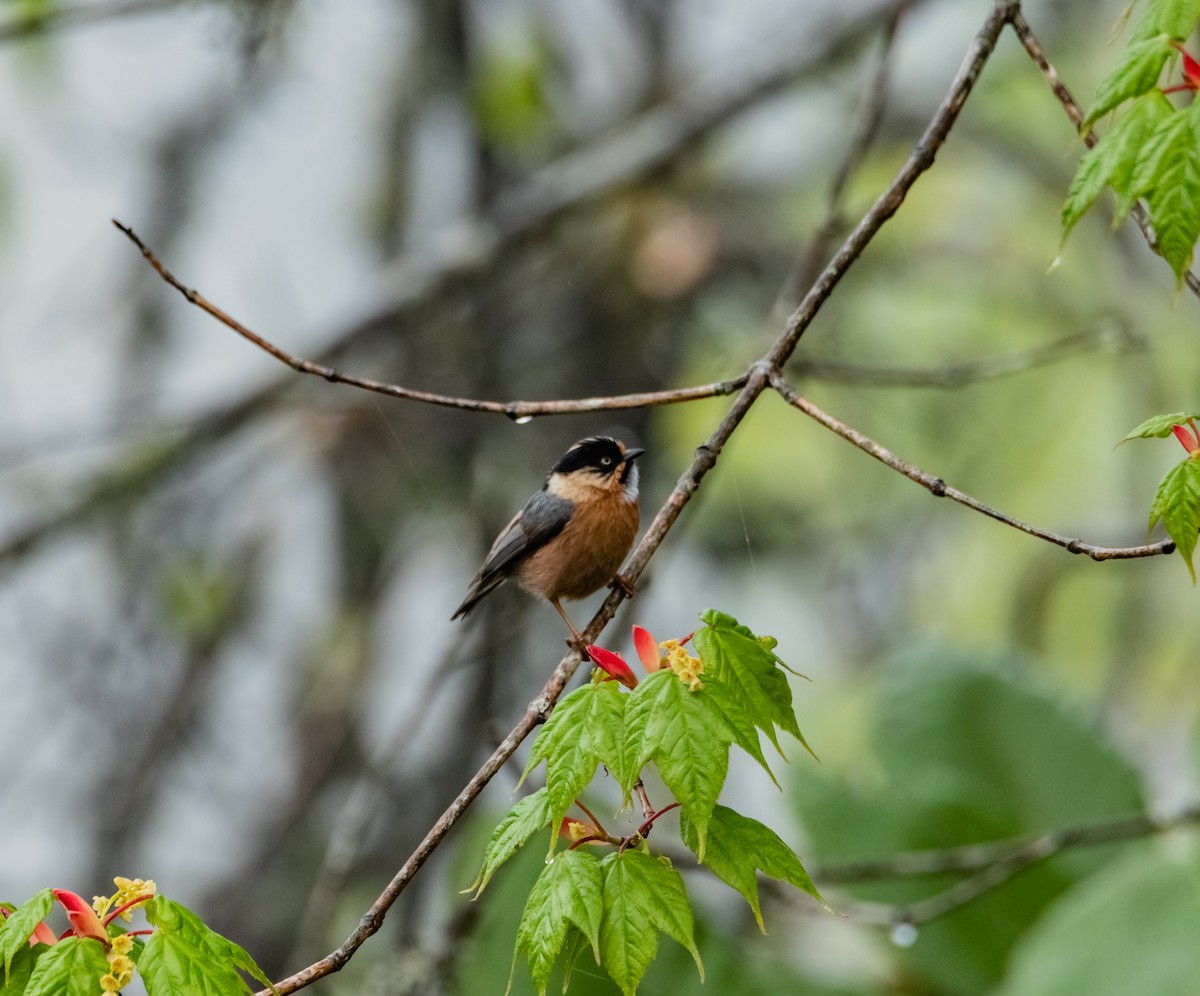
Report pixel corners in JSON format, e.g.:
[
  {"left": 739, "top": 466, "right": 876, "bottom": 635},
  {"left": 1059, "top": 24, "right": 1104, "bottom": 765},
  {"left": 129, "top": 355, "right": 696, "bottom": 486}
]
[
  {"left": 770, "top": 370, "right": 1173, "bottom": 561},
  {"left": 111, "top": 219, "right": 746, "bottom": 418}
]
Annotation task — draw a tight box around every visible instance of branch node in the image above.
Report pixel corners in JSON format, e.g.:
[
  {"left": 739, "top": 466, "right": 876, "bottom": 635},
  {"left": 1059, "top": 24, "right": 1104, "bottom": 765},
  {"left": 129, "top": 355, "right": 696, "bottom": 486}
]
[
  {"left": 930, "top": 478, "right": 947, "bottom": 497},
  {"left": 1065, "top": 539, "right": 1084, "bottom": 555},
  {"left": 528, "top": 695, "right": 552, "bottom": 722}
]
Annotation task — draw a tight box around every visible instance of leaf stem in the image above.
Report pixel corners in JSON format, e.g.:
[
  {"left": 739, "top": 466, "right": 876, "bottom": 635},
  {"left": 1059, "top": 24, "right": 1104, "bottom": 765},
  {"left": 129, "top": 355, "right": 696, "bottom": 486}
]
[
  {"left": 573, "top": 800, "right": 608, "bottom": 837},
  {"left": 102, "top": 895, "right": 154, "bottom": 928}
]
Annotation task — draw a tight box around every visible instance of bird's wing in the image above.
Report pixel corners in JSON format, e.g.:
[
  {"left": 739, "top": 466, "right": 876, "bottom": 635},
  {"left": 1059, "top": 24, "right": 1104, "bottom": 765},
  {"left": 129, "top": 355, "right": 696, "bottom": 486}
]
[{"left": 451, "top": 490, "right": 572, "bottom": 618}]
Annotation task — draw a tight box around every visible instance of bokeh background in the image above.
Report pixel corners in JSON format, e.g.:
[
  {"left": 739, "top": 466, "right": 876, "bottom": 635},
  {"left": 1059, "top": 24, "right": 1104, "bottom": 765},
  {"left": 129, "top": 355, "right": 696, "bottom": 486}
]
[{"left": 3, "top": 0, "right": 1200, "bottom": 993}]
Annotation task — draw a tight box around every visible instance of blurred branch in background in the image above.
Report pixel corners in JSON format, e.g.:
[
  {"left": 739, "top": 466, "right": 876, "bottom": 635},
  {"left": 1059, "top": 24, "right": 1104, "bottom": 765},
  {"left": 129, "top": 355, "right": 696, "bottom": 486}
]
[
  {"left": 801, "top": 801, "right": 1200, "bottom": 927},
  {"left": 0, "top": 0, "right": 187, "bottom": 44},
  {"left": 795, "top": 320, "right": 1143, "bottom": 388},
  {"left": 775, "top": 6, "right": 903, "bottom": 319}
]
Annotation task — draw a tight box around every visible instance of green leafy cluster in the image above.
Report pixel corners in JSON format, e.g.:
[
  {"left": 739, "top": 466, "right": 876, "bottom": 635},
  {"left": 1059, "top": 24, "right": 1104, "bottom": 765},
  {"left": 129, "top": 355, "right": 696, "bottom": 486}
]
[
  {"left": 471, "top": 611, "right": 826, "bottom": 996},
  {"left": 1061, "top": 0, "right": 1200, "bottom": 283},
  {"left": 1122, "top": 411, "right": 1200, "bottom": 578},
  {"left": 0, "top": 891, "right": 274, "bottom": 996}
]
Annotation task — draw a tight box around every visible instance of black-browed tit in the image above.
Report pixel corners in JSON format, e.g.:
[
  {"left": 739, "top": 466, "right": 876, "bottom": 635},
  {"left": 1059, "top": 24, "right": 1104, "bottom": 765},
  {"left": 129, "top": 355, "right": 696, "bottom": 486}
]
[{"left": 451, "top": 436, "right": 645, "bottom": 642}]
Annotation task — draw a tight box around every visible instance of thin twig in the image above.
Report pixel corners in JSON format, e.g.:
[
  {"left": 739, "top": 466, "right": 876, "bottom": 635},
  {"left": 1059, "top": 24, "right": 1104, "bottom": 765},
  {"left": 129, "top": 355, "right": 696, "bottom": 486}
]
[
  {"left": 770, "top": 371, "right": 1173, "bottom": 561},
  {"left": 112, "top": 218, "right": 745, "bottom": 419}
]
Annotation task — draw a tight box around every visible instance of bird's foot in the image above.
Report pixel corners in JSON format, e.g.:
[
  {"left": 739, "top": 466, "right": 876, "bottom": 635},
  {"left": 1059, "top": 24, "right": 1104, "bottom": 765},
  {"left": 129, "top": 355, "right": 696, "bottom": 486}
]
[{"left": 609, "top": 573, "right": 637, "bottom": 598}]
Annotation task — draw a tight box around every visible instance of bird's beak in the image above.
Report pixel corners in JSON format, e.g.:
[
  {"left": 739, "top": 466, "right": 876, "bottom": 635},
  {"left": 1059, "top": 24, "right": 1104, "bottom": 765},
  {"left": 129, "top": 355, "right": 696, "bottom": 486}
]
[{"left": 622, "top": 447, "right": 646, "bottom": 464}]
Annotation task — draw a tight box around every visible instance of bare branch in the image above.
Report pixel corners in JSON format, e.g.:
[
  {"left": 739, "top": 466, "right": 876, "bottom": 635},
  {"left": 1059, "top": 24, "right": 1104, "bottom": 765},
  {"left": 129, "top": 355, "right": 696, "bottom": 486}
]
[
  {"left": 770, "top": 371, "right": 1173, "bottom": 561},
  {"left": 111, "top": 220, "right": 747, "bottom": 418}
]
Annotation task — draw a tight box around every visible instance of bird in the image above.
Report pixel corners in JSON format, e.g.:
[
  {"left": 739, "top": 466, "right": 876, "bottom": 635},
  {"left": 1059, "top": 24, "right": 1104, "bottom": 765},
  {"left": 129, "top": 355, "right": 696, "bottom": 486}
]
[{"left": 452, "top": 436, "right": 645, "bottom": 643}]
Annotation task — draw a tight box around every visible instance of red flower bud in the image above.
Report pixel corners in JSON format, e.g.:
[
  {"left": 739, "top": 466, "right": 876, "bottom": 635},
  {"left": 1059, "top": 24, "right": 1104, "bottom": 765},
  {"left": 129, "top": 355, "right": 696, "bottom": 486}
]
[
  {"left": 585, "top": 645, "right": 639, "bottom": 688},
  {"left": 632, "top": 625, "right": 663, "bottom": 672},
  {"left": 51, "top": 890, "right": 107, "bottom": 944},
  {"left": 1173, "top": 41, "right": 1200, "bottom": 90},
  {"left": 1172, "top": 423, "right": 1199, "bottom": 454}
]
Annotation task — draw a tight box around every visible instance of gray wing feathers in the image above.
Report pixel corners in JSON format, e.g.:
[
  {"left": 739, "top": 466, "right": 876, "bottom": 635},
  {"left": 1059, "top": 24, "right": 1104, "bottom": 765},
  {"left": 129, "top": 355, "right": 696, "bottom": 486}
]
[{"left": 451, "top": 491, "right": 572, "bottom": 618}]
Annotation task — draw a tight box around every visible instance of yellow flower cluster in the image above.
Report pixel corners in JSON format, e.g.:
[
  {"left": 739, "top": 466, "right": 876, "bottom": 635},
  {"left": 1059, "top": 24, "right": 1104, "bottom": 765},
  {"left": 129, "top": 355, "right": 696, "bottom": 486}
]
[
  {"left": 101, "top": 934, "right": 135, "bottom": 991},
  {"left": 662, "top": 640, "right": 703, "bottom": 691},
  {"left": 564, "top": 819, "right": 594, "bottom": 843},
  {"left": 92, "top": 877, "right": 157, "bottom": 923}
]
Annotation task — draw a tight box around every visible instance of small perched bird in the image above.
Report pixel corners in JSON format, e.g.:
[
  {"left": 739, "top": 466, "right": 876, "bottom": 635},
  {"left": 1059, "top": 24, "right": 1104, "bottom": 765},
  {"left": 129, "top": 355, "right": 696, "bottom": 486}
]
[{"left": 452, "top": 436, "right": 645, "bottom": 642}]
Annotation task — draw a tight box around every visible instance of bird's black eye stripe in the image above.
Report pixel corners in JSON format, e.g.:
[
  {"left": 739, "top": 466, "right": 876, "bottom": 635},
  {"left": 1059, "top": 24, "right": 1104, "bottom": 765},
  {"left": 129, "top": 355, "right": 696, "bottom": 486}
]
[{"left": 552, "top": 437, "right": 625, "bottom": 475}]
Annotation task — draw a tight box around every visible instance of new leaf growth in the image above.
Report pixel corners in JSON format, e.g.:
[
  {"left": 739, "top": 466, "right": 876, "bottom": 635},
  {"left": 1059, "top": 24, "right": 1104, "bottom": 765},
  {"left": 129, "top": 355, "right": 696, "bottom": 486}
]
[{"left": 473, "top": 612, "right": 828, "bottom": 996}]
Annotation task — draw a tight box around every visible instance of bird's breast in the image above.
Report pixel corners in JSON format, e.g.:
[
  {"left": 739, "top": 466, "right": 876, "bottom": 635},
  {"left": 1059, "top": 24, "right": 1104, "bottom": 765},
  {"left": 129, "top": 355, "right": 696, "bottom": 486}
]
[{"left": 517, "top": 494, "right": 638, "bottom": 601}]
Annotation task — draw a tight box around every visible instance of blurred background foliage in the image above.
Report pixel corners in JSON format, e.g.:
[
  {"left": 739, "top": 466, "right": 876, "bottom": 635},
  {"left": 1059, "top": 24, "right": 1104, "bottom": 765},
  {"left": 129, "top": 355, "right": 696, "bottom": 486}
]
[{"left": 2, "top": 0, "right": 1200, "bottom": 993}]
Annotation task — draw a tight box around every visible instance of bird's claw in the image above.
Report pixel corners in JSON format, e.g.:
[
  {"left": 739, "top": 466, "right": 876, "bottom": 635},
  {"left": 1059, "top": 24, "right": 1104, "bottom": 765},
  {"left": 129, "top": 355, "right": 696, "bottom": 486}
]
[{"left": 609, "top": 573, "right": 637, "bottom": 598}]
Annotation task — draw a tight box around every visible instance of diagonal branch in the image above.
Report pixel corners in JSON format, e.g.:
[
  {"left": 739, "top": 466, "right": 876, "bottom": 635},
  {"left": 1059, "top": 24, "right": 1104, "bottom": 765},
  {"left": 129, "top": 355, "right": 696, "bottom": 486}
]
[{"left": 769, "top": 370, "right": 1173, "bottom": 561}]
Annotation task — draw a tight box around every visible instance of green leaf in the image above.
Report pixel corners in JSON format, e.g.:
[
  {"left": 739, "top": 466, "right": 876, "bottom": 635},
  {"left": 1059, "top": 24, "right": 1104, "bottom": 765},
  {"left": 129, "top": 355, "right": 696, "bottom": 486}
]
[
  {"left": 599, "top": 850, "right": 701, "bottom": 996},
  {"left": 0, "top": 891, "right": 52, "bottom": 982},
  {"left": 471, "top": 787, "right": 553, "bottom": 896},
  {"left": 1143, "top": 103, "right": 1200, "bottom": 282},
  {"left": 694, "top": 611, "right": 811, "bottom": 759},
  {"left": 702, "top": 673, "right": 779, "bottom": 787},
  {"left": 624, "top": 671, "right": 729, "bottom": 858},
  {"left": 1063, "top": 91, "right": 1173, "bottom": 239},
  {"left": 520, "top": 681, "right": 627, "bottom": 844},
  {"left": 1121, "top": 410, "right": 1200, "bottom": 442},
  {"left": 995, "top": 846, "right": 1200, "bottom": 996},
  {"left": 1137, "top": 0, "right": 1200, "bottom": 38},
  {"left": 0, "top": 943, "right": 41, "bottom": 996},
  {"left": 1148, "top": 457, "right": 1200, "bottom": 578},
  {"left": 141, "top": 897, "right": 275, "bottom": 996},
  {"left": 512, "top": 849, "right": 604, "bottom": 996},
  {"left": 1084, "top": 34, "right": 1174, "bottom": 126},
  {"left": 23, "top": 937, "right": 109, "bottom": 996},
  {"left": 679, "top": 805, "right": 828, "bottom": 930}
]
